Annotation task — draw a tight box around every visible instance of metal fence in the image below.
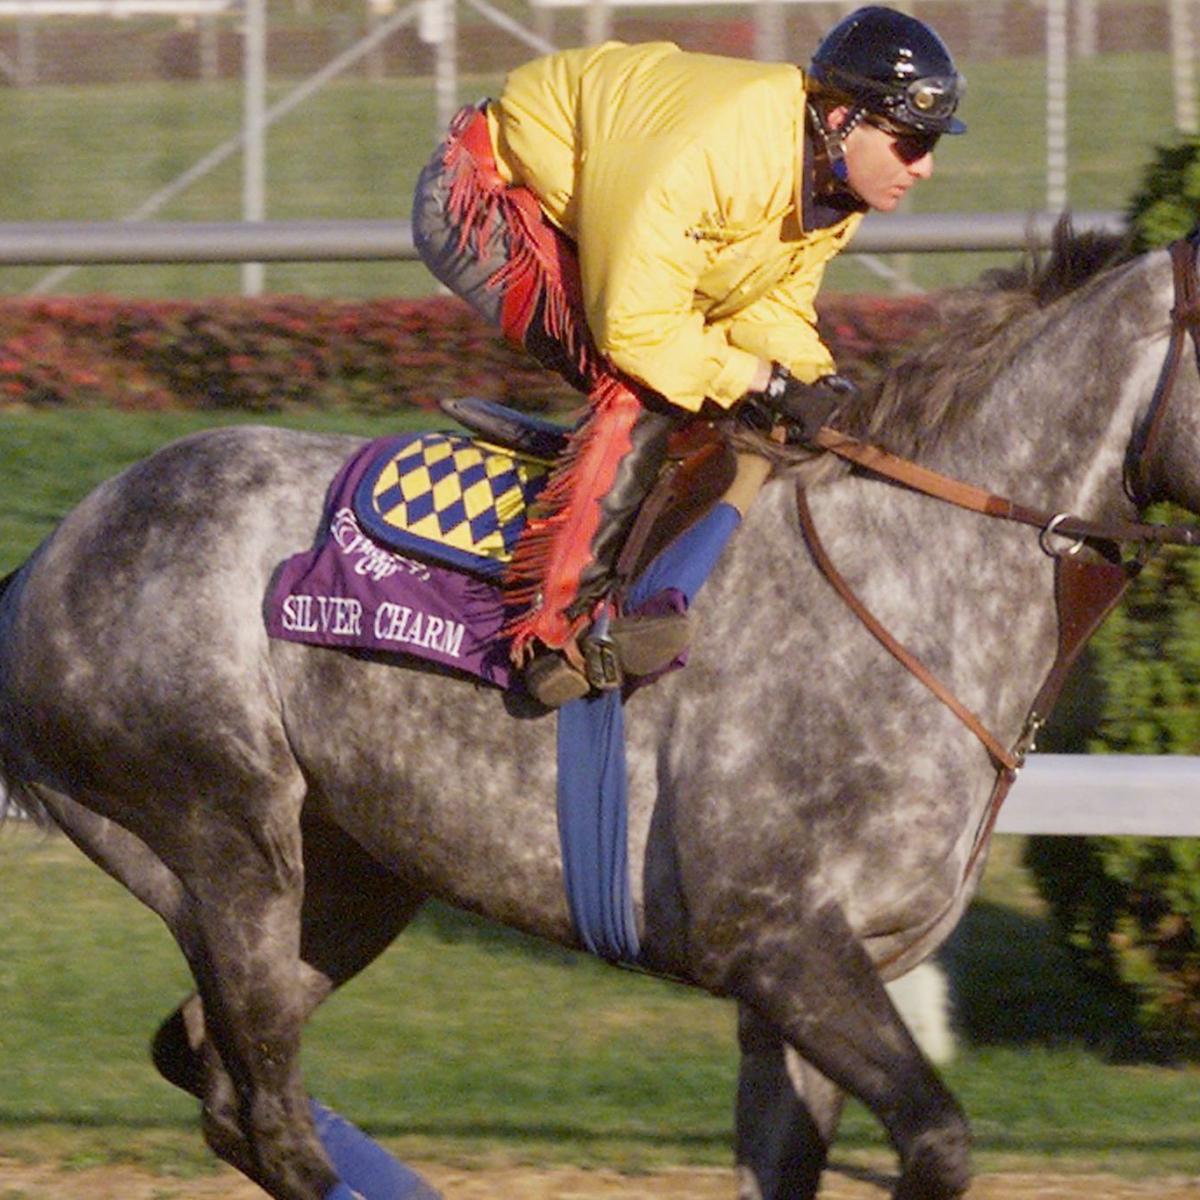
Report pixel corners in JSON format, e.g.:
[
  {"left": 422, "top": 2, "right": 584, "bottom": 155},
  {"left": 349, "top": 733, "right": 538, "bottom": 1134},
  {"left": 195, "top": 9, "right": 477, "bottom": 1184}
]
[
  {"left": 0, "top": 208, "right": 1130, "bottom": 266},
  {"left": 0, "top": 0, "right": 1194, "bottom": 297}
]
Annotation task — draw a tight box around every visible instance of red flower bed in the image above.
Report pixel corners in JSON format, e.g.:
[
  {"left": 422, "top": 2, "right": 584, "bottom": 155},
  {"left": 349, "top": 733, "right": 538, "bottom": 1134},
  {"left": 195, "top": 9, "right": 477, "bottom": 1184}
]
[{"left": 0, "top": 292, "right": 934, "bottom": 413}]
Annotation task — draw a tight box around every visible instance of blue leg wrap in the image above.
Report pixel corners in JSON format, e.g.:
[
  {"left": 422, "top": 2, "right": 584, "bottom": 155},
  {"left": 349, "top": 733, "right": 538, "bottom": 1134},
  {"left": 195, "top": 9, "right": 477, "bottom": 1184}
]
[{"left": 312, "top": 1099, "right": 441, "bottom": 1199}]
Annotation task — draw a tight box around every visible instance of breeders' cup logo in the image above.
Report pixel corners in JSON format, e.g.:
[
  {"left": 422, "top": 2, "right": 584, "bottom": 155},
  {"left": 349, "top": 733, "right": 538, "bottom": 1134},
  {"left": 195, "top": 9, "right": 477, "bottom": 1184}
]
[{"left": 330, "top": 508, "right": 430, "bottom": 582}]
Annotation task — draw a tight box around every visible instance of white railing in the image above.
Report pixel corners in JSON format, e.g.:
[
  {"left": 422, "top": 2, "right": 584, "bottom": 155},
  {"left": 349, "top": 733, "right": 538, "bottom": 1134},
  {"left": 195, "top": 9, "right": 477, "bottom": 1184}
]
[
  {"left": 0, "top": 1, "right": 232, "bottom": 13},
  {"left": 999, "top": 754, "right": 1200, "bottom": 836},
  {"left": 0, "top": 210, "right": 1129, "bottom": 266},
  {"left": 5, "top": 755, "right": 1198, "bottom": 832}
]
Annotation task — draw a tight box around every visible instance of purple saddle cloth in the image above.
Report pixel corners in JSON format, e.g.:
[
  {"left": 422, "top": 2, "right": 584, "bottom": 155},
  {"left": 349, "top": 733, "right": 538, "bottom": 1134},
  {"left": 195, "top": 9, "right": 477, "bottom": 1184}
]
[
  {"left": 266, "top": 432, "right": 742, "bottom": 692},
  {"left": 266, "top": 436, "right": 517, "bottom": 687}
]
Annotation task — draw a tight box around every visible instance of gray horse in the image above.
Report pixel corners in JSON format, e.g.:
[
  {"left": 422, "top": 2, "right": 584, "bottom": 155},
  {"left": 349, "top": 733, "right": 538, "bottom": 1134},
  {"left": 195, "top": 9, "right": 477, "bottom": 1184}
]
[{"left": 1, "top": 227, "right": 1196, "bottom": 1200}]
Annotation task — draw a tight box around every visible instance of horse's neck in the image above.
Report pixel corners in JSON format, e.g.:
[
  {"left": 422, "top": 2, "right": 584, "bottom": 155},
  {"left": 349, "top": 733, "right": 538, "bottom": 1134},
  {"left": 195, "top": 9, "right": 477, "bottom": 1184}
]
[
  {"left": 700, "top": 255, "right": 1170, "bottom": 701},
  {"left": 705, "top": 287, "right": 1155, "bottom": 747},
  {"left": 915, "top": 254, "right": 1165, "bottom": 524}
]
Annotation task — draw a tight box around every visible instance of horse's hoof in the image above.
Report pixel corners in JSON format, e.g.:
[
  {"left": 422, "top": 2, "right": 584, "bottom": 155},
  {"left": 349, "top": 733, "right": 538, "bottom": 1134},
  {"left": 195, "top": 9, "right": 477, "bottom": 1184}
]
[
  {"left": 892, "top": 1120, "right": 972, "bottom": 1200},
  {"left": 524, "top": 652, "right": 590, "bottom": 707}
]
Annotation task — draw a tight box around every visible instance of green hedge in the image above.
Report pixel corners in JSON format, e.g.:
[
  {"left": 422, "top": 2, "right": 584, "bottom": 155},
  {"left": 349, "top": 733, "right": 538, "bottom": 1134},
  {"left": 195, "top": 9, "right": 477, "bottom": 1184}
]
[
  {"left": 1029, "top": 535, "right": 1200, "bottom": 1051},
  {"left": 1125, "top": 136, "right": 1200, "bottom": 252},
  {"left": 1026, "top": 139, "right": 1200, "bottom": 1054}
]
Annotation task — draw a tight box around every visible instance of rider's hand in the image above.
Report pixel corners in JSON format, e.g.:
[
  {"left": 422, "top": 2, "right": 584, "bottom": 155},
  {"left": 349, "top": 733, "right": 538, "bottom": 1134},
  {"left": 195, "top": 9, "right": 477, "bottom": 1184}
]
[{"left": 738, "top": 365, "right": 857, "bottom": 446}]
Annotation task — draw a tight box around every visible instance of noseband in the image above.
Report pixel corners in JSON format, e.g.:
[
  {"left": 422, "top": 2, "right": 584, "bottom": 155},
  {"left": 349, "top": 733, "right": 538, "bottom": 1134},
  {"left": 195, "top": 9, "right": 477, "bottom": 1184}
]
[{"left": 794, "top": 231, "right": 1200, "bottom": 911}]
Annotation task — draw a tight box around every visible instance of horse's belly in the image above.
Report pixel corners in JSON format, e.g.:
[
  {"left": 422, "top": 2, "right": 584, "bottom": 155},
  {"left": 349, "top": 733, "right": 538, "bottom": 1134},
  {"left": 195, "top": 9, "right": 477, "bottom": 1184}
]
[{"left": 278, "top": 653, "right": 589, "bottom": 941}]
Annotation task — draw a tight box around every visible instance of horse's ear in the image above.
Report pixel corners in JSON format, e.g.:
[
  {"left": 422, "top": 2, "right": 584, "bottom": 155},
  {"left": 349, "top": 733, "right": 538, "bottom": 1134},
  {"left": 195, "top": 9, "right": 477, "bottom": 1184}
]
[{"left": 1032, "top": 217, "right": 1131, "bottom": 307}]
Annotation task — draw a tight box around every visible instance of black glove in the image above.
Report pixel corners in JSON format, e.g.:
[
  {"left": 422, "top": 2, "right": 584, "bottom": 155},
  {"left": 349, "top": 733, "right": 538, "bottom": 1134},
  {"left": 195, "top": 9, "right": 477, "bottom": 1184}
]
[{"left": 738, "top": 365, "right": 857, "bottom": 446}]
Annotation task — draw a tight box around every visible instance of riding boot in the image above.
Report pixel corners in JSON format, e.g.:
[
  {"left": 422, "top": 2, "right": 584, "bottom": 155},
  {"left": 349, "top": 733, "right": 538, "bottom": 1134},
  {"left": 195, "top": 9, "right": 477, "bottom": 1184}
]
[
  {"left": 565, "top": 405, "right": 680, "bottom": 622},
  {"left": 504, "top": 384, "right": 685, "bottom": 703}
]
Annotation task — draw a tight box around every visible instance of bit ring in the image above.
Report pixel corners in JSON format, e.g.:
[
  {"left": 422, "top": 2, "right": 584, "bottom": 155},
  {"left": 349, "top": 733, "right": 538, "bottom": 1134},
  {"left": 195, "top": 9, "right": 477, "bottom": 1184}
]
[{"left": 1039, "top": 512, "right": 1085, "bottom": 557}]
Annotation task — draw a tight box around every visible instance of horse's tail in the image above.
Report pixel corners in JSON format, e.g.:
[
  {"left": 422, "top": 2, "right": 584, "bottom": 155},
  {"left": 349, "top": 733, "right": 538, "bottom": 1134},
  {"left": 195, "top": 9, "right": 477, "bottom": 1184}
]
[{"left": 0, "top": 563, "right": 48, "bottom": 828}]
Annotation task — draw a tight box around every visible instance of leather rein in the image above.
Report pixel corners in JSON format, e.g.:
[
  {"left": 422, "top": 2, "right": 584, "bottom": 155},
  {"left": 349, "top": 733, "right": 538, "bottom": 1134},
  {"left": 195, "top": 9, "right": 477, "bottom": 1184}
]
[{"left": 794, "top": 232, "right": 1200, "bottom": 885}]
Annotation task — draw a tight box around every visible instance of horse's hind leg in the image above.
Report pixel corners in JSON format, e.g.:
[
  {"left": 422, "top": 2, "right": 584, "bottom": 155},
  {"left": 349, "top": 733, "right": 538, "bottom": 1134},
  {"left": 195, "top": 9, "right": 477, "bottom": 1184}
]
[
  {"left": 154, "top": 811, "right": 434, "bottom": 1195},
  {"left": 734, "top": 1003, "right": 844, "bottom": 1200},
  {"left": 26, "top": 781, "right": 346, "bottom": 1198},
  {"left": 168, "top": 799, "right": 343, "bottom": 1200},
  {"left": 153, "top": 813, "right": 426, "bottom": 1098},
  {"left": 726, "top": 901, "right": 970, "bottom": 1200}
]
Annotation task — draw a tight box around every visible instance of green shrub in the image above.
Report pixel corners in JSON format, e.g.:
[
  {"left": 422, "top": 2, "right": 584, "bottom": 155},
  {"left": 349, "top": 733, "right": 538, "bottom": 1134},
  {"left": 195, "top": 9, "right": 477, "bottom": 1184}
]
[
  {"left": 1026, "top": 144, "right": 1200, "bottom": 1051},
  {"left": 1027, "top": 534, "right": 1200, "bottom": 1050},
  {"left": 1125, "top": 136, "right": 1200, "bottom": 252}
]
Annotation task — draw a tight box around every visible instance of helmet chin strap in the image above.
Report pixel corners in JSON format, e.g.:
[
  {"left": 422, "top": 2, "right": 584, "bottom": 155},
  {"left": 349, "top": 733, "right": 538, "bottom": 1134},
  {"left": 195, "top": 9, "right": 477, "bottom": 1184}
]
[{"left": 808, "top": 100, "right": 867, "bottom": 195}]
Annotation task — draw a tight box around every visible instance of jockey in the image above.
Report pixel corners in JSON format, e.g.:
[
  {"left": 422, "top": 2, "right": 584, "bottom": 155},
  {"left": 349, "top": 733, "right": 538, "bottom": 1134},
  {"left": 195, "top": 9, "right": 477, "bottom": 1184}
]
[{"left": 412, "top": 5, "right": 965, "bottom": 706}]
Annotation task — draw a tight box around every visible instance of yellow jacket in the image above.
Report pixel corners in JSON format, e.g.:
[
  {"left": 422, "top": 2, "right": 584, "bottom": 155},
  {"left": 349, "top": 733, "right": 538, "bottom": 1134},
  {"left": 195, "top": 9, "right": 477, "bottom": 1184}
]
[{"left": 487, "top": 41, "right": 863, "bottom": 412}]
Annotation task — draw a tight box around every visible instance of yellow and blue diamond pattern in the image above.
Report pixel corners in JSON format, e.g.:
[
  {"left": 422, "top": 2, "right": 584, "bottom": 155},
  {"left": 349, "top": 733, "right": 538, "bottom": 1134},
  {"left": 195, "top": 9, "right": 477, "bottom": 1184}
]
[{"left": 355, "top": 432, "right": 551, "bottom": 578}]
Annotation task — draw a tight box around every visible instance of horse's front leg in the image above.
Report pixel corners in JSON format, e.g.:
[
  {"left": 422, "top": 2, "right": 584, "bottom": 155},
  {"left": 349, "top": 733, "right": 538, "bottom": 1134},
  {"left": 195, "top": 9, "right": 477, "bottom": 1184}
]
[
  {"left": 734, "top": 1003, "right": 844, "bottom": 1200},
  {"left": 719, "top": 900, "right": 970, "bottom": 1200}
]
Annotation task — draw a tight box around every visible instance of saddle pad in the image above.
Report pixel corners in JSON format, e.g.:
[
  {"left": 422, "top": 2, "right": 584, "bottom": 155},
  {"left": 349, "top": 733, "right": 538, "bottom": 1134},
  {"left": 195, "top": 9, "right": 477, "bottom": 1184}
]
[
  {"left": 353, "top": 431, "right": 552, "bottom": 579},
  {"left": 266, "top": 439, "right": 514, "bottom": 688}
]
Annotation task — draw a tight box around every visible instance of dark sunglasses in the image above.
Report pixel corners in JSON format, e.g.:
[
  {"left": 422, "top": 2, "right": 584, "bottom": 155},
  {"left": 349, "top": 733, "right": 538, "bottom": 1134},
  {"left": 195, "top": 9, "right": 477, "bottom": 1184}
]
[{"left": 866, "top": 117, "right": 940, "bottom": 165}]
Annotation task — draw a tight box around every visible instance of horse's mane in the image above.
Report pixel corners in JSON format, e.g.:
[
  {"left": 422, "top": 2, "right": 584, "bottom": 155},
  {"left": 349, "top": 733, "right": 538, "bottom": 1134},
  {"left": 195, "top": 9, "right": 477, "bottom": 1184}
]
[
  {"left": 841, "top": 218, "right": 1134, "bottom": 458},
  {"left": 737, "top": 218, "right": 1135, "bottom": 472}
]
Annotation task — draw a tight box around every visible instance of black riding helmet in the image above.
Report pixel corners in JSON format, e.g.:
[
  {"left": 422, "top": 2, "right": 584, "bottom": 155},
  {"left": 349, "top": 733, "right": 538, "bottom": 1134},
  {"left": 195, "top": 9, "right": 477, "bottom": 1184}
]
[{"left": 808, "top": 5, "right": 966, "bottom": 137}]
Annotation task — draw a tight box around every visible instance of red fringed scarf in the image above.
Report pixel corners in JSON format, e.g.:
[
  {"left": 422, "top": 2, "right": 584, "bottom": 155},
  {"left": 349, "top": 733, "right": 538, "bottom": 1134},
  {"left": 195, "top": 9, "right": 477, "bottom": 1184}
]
[
  {"left": 443, "top": 110, "right": 600, "bottom": 384},
  {"left": 438, "top": 108, "right": 647, "bottom": 661},
  {"left": 502, "top": 378, "right": 643, "bottom": 660}
]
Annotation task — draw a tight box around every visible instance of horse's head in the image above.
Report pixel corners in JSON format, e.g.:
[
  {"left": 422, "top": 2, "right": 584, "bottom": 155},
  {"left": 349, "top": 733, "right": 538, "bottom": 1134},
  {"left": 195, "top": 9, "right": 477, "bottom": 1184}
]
[{"left": 1120, "top": 233, "right": 1200, "bottom": 516}]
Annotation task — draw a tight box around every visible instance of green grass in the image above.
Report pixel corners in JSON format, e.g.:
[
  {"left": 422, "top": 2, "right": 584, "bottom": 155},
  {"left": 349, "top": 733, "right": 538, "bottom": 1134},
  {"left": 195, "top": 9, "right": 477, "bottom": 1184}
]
[
  {"left": 0, "top": 51, "right": 1183, "bottom": 297},
  {"left": 0, "top": 407, "right": 439, "bottom": 573},
  {"left": 1, "top": 825, "right": 1199, "bottom": 1179},
  {"left": 2, "top": 412, "right": 1200, "bottom": 1179}
]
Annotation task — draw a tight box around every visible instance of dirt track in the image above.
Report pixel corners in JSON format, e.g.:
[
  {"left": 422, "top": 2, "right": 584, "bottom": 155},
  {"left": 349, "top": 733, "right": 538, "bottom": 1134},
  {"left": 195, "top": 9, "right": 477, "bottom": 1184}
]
[{"left": 2, "top": 1161, "right": 1198, "bottom": 1199}]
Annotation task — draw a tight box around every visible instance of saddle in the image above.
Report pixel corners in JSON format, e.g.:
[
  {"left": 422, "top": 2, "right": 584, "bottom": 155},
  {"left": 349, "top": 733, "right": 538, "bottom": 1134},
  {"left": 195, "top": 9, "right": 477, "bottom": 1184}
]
[
  {"left": 436, "top": 396, "right": 742, "bottom": 589},
  {"left": 268, "top": 396, "right": 769, "bottom": 706},
  {"left": 431, "top": 397, "right": 785, "bottom": 697}
]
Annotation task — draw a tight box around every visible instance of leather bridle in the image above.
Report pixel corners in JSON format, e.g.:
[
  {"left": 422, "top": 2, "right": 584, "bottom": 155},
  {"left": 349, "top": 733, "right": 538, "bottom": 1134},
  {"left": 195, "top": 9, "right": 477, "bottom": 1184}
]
[
  {"left": 1126, "top": 231, "right": 1200, "bottom": 507},
  {"left": 795, "top": 231, "right": 1200, "bottom": 893}
]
